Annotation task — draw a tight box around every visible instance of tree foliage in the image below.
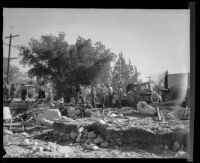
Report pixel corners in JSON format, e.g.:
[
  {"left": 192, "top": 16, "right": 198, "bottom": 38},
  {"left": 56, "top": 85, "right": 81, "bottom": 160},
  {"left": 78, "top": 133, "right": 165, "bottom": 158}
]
[
  {"left": 111, "top": 52, "right": 140, "bottom": 92},
  {"left": 18, "top": 32, "right": 116, "bottom": 100},
  {"left": 3, "top": 60, "right": 28, "bottom": 84}
]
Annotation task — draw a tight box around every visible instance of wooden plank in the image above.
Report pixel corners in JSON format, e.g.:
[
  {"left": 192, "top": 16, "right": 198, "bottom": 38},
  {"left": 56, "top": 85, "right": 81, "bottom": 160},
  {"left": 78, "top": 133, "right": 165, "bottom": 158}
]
[
  {"left": 155, "top": 106, "right": 162, "bottom": 121},
  {"left": 27, "top": 129, "right": 54, "bottom": 138},
  {"left": 4, "top": 122, "right": 23, "bottom": 127}
]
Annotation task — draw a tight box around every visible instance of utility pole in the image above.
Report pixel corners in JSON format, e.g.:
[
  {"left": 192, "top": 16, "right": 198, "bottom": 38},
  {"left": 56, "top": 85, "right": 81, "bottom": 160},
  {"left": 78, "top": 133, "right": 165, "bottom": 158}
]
[{"left": 5, "top": 34, "right": 19, "bottom": 83}]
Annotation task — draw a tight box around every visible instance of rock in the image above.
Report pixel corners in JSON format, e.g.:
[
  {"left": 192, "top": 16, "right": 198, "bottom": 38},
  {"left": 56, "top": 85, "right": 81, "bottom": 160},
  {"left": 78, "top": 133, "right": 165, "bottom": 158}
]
[
  {"left": 32, "top": 146, "right": 38, "bottom": 151},
  {"left": 3, "top": 129, "right": 13, "bottom": 135},
  {"left": 3, "top": 106, "right": 12, "bottom": 121},
  {"left": 78, "top": 127, "right": 84, "bottom": 133},
  {"left": 57, "top": 146, "right": 74, "bottom": 155},
  {"left": 67, "top": 107, "right": 76, "bottom": 117},
  {"left": 164, "top": 145, "right": 169, "bottom": 151},
  {"left": 22, "top": 132, "right": 29, "bottom": 137},
  {"left": 24, "top": 139, "right": 31, "bottom": 145},
  {"left": 47, "top": 142, "right": 57, "bottom": 151},
  {"left": 44, "top": 146, "right": 53, "bottom": 152},
  {"left": 76, "top": 133, "right": 82, "bottom": 142},
  {"left": 91, "top": 144, "right": 100, "bottom": 150},
  {"left": 93, "top": 136, "right": 104, "bottom": 144},
  {"left": 37, "top": 109, "right": 62, "bottom": 122},
  {"left": 175, "top": 151, "right": 188, "bottom": 158},
  {"left": 39, "top": 118, "right": 54, "bottom": 127},
  {"left": 33, "top": 141, "right": 39, "bottom": 146},
  {"left": 83, "top": 143, "right": 100, "bottom": 150},
  {"left": 110, "top": 113, "right": 117, "bottom": 117},
  {"left": 173, "top": 141, "right": 180, "bottom": 151},
  {"left": 61, "top": 116, "right": 74, "bottom": 121},
  {"left": 75, "top": 110, "right": 81, "bottom": 115},
  {"left": 84, "top": 110, "right": 92, "bottom": 117},
  {"left": 38, "top": 146, "right": 44, "bottom": 152},
  {"left": 137, "top": 101, "right": 156, "bottom": 115},
  {"left": 100, "top": 142, "right": 108, "bottom": 147},
  {"left": 70, "top": 131, "right": 78, "bottom": 139},
  {"left": 98, "top": 119, "right": 107, "bottom": 125},
  {"left": 152, "top": 145, "right": 163, "bottom": 153},
  {"left": 87, "top": 131, "right": 96, "bottom": 139}
]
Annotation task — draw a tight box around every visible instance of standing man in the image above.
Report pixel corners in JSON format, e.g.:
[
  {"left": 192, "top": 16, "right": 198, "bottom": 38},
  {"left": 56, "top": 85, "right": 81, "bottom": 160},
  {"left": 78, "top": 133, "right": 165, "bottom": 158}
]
[
  {"left": 75, "top": 84, "right": 84, "bottom": 105},
  {"left": 21, "top": 84, "right": 27, "bottom": 101},
  {"left": 108, "top": 83, "right": 113, "bottom": 107},
  {"left": 10, "top": 84, "right": 16, "bottom": 101},
  {"left": 38, "top": 82, "right": 46, "bottom": 99},
  {"left": 3, "top": 84, "right": 9, "bottom": 102}
]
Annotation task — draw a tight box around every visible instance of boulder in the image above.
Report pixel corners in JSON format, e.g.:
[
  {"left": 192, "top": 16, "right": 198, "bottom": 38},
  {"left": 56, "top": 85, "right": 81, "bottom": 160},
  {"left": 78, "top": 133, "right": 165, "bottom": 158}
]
[
  {"left": 93, "top": 136, "right": 104, "bottom": 144},
  {"left": 37, "top": 109, "right": 62, "bottom": 122},
  {"left": 70, "top": 131, "right": 78, "bottom": 139},
  {"left": 40, "top": 118, "right": 54, "bottom": 127},
  {"left": 87, "top": 131, "right": 96, "bottom": 139},
  {"left": 175, "top": 151, "right": 188, "bottom": 158},
  {"left": 173, "top": 141, "right": 180, "bottom": 151},
  {"left": 57, "top": 146, "right": 74, "bottom": 155},
  {"left": 137, "top": 101, "right": 156, "bottom": 115},
  {"left": 3, "top": 106, "right": 12, "bottom": 121},
  {"left": 67, "top": 107, "right": 76, "bottom": 117},
  {"left": 100, "top": 142, "right": 108, "bottom": 147},
  {"left": 3, "top": 129, "right": 13, "bottom": 135}
]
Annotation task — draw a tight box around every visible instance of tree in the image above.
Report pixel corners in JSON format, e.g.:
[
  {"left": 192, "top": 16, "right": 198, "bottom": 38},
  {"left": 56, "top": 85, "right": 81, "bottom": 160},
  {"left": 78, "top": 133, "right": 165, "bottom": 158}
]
[
  {"left": 3, "top": 60, "right": 28, "bottom": 84},
  {"left": 111, "top": 52, "right": 139, "bottom": 92},
  {"left": 19, "top": 32, "right": 116, "bottom": 101},
  {"left": 150, "top": 71, "right": 166, "bottom": 91}
]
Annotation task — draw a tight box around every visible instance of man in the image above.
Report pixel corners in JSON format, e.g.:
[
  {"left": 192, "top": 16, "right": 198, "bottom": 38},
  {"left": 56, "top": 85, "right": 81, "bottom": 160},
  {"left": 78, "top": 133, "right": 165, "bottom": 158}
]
[
  {"left": 38, "top": 82, "right": 46, "bottom": 99},
  {"left": 21, "top": 84, "right": 27, "bottom": 101},
  {"left": 10, "top": 84, "right": 16, "bottom": 101},
  {"left": 75, "top": 84, "right": 84, "bottom": 105},
  {"left": 3, "top": 84, "right": 9, "bottom": 102}
]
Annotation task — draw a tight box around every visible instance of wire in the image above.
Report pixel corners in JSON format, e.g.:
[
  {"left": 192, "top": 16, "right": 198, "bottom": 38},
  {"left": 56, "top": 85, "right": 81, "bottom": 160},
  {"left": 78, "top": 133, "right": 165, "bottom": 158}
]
[{"left": 3, "top": 42, "right": 19, "bottom": 49}]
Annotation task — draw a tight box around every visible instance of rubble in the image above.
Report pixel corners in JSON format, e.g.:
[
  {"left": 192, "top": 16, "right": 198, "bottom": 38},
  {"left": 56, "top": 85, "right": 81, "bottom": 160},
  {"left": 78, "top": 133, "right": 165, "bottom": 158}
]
[
  {"left": 3, "top": 99, "right": 190, "bottom": 158},
  {"left": 4, "top": 129, "right": 13, "bottom": 135},
  {"left": 173, "top": 141, "right": 180, "bottom": 151}
]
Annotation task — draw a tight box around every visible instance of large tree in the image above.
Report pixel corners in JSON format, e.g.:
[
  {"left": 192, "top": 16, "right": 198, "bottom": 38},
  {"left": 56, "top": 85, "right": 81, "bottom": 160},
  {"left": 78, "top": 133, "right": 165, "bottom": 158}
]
[
  {"left": 111, "top": 52, "right": 139, "bottom": 92},
  {"left": 18, "top": 32, "right": 116, "bottom": 101}
]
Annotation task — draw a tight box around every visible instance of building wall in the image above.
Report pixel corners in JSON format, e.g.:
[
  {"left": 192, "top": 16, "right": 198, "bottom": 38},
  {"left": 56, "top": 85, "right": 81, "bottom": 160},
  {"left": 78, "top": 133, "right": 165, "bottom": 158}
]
[
  {"left": 168, "top": 73, "right": 190, "bottom": 89},
  {"left": 168, "top": 73, "right": 190, "bottom": 102}
]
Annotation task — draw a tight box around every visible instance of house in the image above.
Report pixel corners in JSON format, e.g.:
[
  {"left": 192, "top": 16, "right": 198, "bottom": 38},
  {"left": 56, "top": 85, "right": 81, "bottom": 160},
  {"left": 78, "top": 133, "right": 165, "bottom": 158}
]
[
  {"left": 168, "top": 73, "right": 190, "bottom": 89},
  {"left": 167, "top": 73, "right": 190, "bottom": 105}
]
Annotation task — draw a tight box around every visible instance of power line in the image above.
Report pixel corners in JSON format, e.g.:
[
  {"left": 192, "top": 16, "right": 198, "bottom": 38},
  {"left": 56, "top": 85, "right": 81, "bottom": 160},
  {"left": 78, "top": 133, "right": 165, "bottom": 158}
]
[{"left": 3, "top": 42, "right": 19, "bottom": 48}]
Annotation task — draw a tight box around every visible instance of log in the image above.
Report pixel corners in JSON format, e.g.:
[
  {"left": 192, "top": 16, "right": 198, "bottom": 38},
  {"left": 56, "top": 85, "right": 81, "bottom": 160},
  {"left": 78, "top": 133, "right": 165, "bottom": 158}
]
[{"left": 155, "top": 106, "right": 162, "bottom": 121}]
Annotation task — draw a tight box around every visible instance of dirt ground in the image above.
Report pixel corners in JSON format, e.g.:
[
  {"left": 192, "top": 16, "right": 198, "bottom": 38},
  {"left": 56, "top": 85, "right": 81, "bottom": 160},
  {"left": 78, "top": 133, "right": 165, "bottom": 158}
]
[
  {"left": 3, "top": 106, "right": 189, "bottom": 158},
  {"left": 3, "top": 133, "right": 179, "bottom": 158}
]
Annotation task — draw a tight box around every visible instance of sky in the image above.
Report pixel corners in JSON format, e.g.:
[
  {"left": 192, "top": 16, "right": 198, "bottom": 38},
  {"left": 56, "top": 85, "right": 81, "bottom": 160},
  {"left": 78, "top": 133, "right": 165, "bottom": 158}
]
[{"left": 3, "top": 8, "right": 190, "bottom": 82}]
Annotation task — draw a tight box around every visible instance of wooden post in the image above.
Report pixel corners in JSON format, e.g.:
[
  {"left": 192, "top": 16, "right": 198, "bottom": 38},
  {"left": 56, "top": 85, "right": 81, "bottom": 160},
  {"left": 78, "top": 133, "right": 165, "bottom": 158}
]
[{"left": 155, "top": 106, "right": 162, "bottom": 121}]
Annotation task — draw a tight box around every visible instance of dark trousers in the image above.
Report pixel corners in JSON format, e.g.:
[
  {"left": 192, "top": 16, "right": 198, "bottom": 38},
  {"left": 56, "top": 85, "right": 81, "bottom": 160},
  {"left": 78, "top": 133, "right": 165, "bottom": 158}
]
[
  {"left": 3, "top": 93, "right": 9, "bottom": 101},
  {"left": 22, "top": 93, "right": 26, "bottom": 101},
  {"left": 10, "top": 93, "right": 14, "bottom": 100}
]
